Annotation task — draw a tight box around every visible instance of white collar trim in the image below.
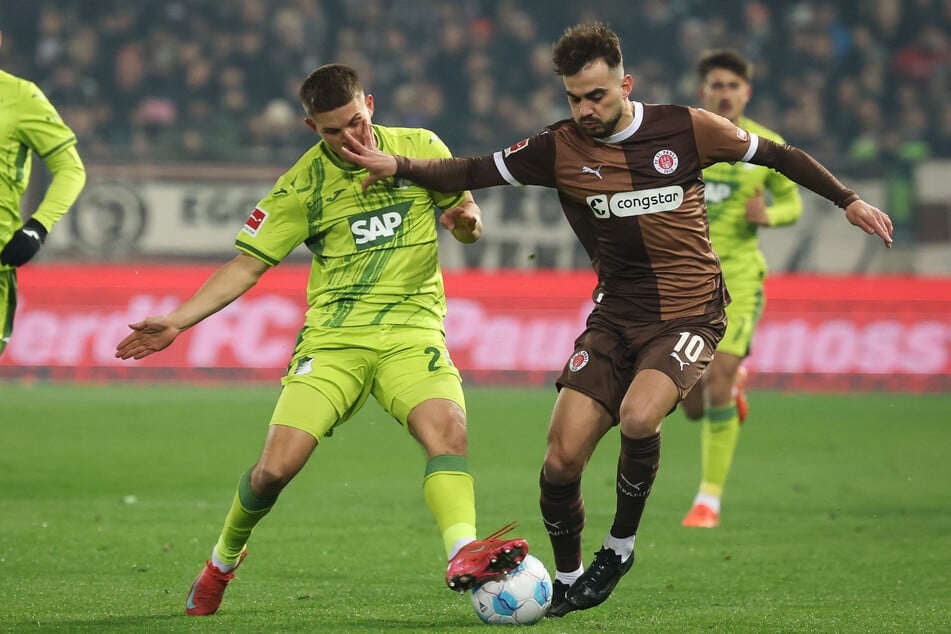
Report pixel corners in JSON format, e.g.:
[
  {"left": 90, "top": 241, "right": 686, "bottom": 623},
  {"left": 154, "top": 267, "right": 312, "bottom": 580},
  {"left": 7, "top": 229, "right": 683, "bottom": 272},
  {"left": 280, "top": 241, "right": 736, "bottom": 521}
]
[{"left": 597, "top": 101, "right": 643, "bottom": 143}]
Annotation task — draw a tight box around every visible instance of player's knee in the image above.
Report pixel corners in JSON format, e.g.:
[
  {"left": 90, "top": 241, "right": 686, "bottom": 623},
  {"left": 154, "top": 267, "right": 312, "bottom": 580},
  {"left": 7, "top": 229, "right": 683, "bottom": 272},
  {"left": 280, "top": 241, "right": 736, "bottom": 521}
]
[
  {"left": 618, "top": 408, "right": 663, "bottom": 438},
  {"left": 542, "top": 449, "right": 584, "bottom": 483},
  {"left": 705, "top": 376, "right": 734, "bottom": 407},
  {"left": 438, "top": 423, "right": 468, "bottom": 455},
  {"left": 250, "top": 463, "right": 295, "bottom": 498}
]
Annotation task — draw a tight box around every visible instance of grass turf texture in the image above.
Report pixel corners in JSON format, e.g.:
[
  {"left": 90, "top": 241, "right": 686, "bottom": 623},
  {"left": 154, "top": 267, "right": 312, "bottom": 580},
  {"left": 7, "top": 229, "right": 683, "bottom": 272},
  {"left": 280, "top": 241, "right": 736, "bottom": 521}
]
[{"left": 0, "top": 384, "right": 948, "bottom": 633}]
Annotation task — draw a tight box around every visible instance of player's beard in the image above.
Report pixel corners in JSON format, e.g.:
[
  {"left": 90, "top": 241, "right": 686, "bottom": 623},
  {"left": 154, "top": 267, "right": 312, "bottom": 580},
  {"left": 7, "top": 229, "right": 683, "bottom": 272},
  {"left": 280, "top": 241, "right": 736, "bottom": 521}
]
[{"left": 578, "top": 107, "right": 623, "bottom": 139}]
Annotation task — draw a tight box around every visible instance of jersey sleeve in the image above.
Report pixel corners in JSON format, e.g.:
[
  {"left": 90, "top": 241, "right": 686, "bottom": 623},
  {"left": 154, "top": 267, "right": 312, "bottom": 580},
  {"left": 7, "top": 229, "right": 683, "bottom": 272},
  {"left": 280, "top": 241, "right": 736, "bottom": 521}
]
[
  {"left": 415, "top": 129, "right": 467, "bottom": 210},
  {"left": 31, "top": 145, "right": 86, "bottom": 230},
  {"left": 493, "top": 130, "right": 558, "bottom": 188},
  {"left": 234, "top": 176, "right": 310, "bottom": 266},
  {"left": 16, "top": 81, "right": 78, "bottom": 159},
  {"left": 690, "top": 108, "right": 758, "bottom": 167}
]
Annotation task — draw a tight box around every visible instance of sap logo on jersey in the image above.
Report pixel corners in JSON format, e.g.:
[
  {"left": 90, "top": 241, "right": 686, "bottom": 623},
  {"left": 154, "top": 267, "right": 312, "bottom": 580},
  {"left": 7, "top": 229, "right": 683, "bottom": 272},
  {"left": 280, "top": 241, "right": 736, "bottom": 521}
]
[
  {"left": 586, "top": 185, "right": 683, "bottom": 218},
  {"left": 349, "top": 203, "right": 411, "bottom": 249},
  {"left": 242, "top": 207, "right": 269, "bottom": 237},
  {"left": 704, "top": 181, "right": 733, "bottom": 204}
]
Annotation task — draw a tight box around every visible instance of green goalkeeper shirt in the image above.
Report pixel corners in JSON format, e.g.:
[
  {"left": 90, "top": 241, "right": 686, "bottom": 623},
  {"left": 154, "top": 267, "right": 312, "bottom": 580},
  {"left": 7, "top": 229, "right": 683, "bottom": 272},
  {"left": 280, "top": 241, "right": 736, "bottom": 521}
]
[
  {"left": 235, "top": 125, "right": 466, "bottom": 330},
  {"left": 0, "top": 70, "right": 80, "bottom": 248},
  {"left": 702, "top": 116, "right": 802, "bottom": 279}
]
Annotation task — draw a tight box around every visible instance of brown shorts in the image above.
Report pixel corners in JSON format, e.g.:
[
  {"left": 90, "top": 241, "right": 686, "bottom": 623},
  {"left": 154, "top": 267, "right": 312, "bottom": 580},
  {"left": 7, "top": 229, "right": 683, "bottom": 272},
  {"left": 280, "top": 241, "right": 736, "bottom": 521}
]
[{"left": 556, "top": 308, "right": 727, "bottom": 422}]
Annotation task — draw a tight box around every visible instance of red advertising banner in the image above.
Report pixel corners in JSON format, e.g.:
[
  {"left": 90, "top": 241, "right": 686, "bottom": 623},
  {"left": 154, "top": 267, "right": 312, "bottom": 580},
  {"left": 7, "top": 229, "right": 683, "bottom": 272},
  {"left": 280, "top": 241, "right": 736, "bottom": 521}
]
[{"left": 2, "top": 265, "right": 949, "bottom": 392}]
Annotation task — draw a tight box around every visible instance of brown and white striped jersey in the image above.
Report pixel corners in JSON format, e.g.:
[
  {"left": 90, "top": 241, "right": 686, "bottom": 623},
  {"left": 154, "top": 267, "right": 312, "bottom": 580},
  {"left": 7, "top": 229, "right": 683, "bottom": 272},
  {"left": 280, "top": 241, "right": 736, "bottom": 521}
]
[
  {"left": 394, "top": 101, "right": 856, "bottom": 322},
  {"left": 493, "top": 102, "right": 757, "bottom": 321}
]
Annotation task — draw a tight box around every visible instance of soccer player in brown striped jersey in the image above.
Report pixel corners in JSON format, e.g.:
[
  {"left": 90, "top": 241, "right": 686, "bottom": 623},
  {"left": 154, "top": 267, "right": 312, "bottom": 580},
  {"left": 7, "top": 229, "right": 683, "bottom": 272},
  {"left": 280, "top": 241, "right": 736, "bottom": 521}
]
[{"left": 341, "top": 22, "right": 893, "bottom": 617}]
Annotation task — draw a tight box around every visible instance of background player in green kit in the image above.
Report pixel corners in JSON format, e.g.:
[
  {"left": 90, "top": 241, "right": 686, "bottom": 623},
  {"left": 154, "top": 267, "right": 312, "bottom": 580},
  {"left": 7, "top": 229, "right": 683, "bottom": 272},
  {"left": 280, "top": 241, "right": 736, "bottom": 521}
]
[
  {"left": 0, "top": 29, "right": 86, "bottom": 355},
  {"left": 680, "top": 50, "right": 803, "bottom": 529},
  {"left": 115, "top": 64, "right": 527, "bottom": 616}
]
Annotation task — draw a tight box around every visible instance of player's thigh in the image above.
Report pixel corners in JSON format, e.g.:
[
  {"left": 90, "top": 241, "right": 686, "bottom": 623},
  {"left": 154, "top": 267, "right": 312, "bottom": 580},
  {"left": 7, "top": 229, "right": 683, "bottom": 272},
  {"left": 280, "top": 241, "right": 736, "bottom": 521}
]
[
  {"left": 718, "top": 282, "right": 764, "bottom": 358},
  {"left": 0, "top": 269, "right": 16, "bottom": 353},
  {"left": 372, "top": 326, "right": 465, "bottom": 426},
  {"left": 404, "top": 397, "right": 468, "bottom": 457},
  {"left": 633, "top": 311, "right": 727, "bottom": 403},
  {"left": 275, "top": 338, "right": 377, "bottom": 439},
  {"left": 545, "top": 386, "right": 614, "bottom": 480},
  {"left": 555, "top": 314, "right": 635, "bottom": 423}
]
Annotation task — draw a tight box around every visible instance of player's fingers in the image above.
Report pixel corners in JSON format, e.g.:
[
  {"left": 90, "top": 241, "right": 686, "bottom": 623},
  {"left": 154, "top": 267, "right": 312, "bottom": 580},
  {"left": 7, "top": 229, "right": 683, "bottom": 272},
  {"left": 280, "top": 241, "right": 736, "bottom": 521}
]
[
  {"left": 875, "top": 221, "right": 894, "bottom": 247},
  {"left": 116, "top": 333, "right": 139, "bottom": 352},
  {"left": 364, "top": 119, "right": 376, "bottom": 149},
  {"left": 342, "top": 131, "right": 360, "bottom": 153}
]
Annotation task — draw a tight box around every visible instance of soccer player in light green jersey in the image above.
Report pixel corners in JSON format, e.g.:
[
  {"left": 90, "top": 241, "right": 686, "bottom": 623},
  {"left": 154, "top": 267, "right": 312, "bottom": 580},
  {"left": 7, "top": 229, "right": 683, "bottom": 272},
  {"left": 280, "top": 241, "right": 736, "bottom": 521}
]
[
  {"left": 0, "top": 30, "right": 86, "bottom": 355},
  {"left": 681, "top": 50, "right": 803, "bottom": 528},
  {"left": 116, "top": 64, "right": 529, "bottom": 616}
]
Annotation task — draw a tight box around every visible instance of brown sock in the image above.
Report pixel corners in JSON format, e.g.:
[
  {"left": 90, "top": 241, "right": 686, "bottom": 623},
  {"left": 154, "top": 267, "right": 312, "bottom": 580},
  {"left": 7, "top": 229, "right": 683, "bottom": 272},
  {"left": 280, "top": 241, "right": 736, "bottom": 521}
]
[
  {"left": 610, "top": 432, "right": 661, "bottom": 538},
  {"left": 539, "top": 469, "right": 585, "bottom": 573}
]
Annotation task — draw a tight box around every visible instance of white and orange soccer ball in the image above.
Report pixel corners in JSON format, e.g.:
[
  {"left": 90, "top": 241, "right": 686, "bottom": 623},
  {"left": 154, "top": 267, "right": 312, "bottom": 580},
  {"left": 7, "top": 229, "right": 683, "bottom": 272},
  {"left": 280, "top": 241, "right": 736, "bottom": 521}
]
[{"left": 470, "top": 554, "right": 552, "bottom": 626}]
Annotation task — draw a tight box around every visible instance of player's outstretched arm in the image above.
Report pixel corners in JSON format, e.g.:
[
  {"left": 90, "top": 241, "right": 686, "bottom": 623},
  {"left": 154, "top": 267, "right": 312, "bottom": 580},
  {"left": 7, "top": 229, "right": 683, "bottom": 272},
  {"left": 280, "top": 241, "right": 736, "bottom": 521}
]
[
  {"left": 745, "top": 136, "right": 894, "bottom": 247},
  {"left": 115, "top": 253, "right": 270, "bottom": 360},
  {"left": 440, "top": 192, "right": 483, "bottom": 244},
  {"left": 844, "top": 199, "right": 893, "bottom": 247}
]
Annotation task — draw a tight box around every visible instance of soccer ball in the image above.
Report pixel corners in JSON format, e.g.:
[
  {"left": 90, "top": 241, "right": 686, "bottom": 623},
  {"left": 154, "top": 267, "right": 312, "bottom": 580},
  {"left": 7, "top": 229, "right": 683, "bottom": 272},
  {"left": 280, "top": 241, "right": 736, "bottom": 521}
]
[{"left": 470, "top": 554, "right": 552, "bottom": 625}]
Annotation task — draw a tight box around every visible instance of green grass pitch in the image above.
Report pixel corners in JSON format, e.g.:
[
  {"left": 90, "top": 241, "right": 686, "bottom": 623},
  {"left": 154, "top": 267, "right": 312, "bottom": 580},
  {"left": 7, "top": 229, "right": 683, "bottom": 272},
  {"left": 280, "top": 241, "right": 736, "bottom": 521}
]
[{"left": 1, "top": 383, "right": 948, "bottom": 632}]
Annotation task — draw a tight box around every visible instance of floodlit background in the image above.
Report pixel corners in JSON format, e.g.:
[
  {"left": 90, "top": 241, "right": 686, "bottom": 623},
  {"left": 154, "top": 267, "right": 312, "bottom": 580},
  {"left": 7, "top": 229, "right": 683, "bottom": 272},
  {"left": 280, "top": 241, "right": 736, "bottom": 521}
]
[{"left": 2, "top": 0, "right": 948, "bottom": 389}]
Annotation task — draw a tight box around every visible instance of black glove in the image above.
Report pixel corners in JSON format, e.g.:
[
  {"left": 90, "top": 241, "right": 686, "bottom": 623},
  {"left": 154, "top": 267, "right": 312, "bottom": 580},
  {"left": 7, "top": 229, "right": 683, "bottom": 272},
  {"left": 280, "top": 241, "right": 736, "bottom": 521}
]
[{"left": 1, "top": 218, "right": 48, "bottom": 267}]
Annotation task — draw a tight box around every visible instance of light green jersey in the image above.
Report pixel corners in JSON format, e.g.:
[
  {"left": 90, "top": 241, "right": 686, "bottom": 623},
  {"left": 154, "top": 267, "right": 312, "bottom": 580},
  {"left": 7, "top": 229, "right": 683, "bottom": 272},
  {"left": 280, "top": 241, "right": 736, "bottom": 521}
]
[
  {"left": 236, "top": 125, "right": 466, "bottom": 330},
  {"left": 702, "top": 117, "right": 802, "bottom": 279},
  {"left": 0, "top": 70, "right": 78, "bottom": 243}
]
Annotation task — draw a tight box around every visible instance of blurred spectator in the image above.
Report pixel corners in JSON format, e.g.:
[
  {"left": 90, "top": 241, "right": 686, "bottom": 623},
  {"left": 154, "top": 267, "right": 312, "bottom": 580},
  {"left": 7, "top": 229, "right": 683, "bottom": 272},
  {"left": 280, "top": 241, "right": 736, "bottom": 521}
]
[{"left": 1, "top": 0, "right": 948, "bottom": 166}]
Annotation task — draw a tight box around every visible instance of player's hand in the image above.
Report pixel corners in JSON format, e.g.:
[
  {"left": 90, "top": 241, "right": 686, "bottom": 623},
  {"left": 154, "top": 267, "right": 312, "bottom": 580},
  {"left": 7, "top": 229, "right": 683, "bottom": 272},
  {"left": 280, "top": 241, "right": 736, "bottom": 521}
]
[
  {"left": 115, "top": 316, "right": 182, "bottom": 360},
  {"left": 340, "top": 120, "right": 397, "bottom": 191},
  {"left": 0, "top": 218, "right": 48, "bottom": 267},
  {"left": 744, "top": 188, "right": 770, "bottom": 226},
  {"left": 844, "top": 199, "right": 894, "bottom": 247},
  {"left": 440, "top": 204, "right": 483, "bottom": 244}
]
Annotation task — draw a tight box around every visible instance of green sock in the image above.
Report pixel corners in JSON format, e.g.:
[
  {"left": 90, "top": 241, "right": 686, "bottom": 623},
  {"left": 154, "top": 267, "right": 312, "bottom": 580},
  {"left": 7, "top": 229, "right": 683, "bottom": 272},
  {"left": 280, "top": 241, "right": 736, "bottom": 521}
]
[
  {"left": 699, "top": 404, "right": 741, "bottom": 498},
  {"left": 213, "top": 468, "right": 277, "bottom": 564},
  {"left": 423, "top": 454, "right": 476, "bottom": 558}
]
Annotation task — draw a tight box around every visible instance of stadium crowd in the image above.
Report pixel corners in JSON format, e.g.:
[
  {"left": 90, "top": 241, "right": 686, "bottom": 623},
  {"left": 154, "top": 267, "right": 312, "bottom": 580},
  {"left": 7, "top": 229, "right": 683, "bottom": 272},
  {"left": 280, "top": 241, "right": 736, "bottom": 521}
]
[{"left": 1, "top": 0, "right": 949, "bottom": 170}]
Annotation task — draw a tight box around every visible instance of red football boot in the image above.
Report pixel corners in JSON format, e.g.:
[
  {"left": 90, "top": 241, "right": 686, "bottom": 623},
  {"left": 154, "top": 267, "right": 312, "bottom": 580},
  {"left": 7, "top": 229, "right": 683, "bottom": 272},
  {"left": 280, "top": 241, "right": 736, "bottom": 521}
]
[
  {"left": 446, "top": 522, "right": 528, "bottom": 592},
  {"left": 185, "top": 550, "right": 247, "bottom": 616}
]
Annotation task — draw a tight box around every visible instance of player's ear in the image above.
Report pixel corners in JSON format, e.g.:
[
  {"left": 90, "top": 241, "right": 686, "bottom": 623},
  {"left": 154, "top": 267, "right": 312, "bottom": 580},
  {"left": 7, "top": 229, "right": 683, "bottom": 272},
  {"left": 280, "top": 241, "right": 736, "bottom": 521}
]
[
  {"left": 621, "top": 74, "right": 634, "bottom": 99},
  {"left": 365, "top": 93, "right": 375, "bottom": 118},
  {"left": 304, "top": 118, "right": 317, "bottom": 133}
]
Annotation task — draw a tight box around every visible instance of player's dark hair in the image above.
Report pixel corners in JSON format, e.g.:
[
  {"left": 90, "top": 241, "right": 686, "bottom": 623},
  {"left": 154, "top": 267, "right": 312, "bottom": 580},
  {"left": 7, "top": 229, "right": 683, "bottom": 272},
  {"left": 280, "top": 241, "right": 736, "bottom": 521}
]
[
  {"left": 697, "top": 50, "right": 753, "bottom": 82},
  {"left": 552, "top": 22, "right": 623, "bottom": 77},
  {"left": 299, "top": 64, "right": 364, "bottom": 115}
]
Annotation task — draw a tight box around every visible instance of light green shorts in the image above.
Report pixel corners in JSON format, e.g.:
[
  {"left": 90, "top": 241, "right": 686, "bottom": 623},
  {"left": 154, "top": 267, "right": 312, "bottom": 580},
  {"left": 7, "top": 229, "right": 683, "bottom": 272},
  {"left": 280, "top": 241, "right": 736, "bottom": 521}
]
[
  {"left": 0, "top": 269, "right": 16, "bottom": 356},
  {"left": 719, "top": 278, "right": 765, "bottom": 359},
  {"left": 270, "top": 324, "right": 464, "bottom": 440}
]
